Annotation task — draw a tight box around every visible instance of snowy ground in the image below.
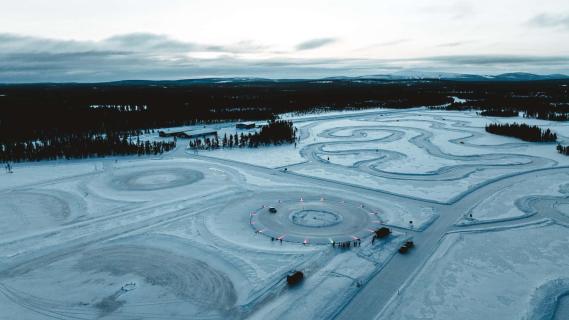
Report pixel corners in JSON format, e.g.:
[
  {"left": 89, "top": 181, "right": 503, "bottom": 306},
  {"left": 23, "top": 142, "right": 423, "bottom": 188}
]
[
  {"left": 1, "top": 108, "right": 569, "bottom": 319},
  {"left": 379, "top": 220, "right": 569, "bottom": 320}
]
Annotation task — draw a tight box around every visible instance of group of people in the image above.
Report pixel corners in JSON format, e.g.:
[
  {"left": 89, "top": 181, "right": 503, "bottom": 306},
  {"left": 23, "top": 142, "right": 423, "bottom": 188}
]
[
  {"left": 270, "top": 237, "right": 283, "bottom": 244},
  {"left": 332, "top": 240, "right": 361, "bottom": 249},
  {"left": 262, "top": 233, "right": 372, "bottom": 248},
  {"left": 371, "top": 234, "right": 384, "bottom": 245},
  {"left": 266, "top": 237, "right": 364, "bottom": 248}
]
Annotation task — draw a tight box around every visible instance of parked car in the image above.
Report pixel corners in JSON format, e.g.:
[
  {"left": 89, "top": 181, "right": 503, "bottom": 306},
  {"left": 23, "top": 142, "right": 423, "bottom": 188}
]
[{"left": 269, "top": 207, "right": 277, "bottom": 213}]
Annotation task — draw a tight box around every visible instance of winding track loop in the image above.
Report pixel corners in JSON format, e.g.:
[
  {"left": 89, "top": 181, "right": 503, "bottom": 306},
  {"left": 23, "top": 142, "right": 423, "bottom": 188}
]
[
  {"left": 109, "top": 168, "right": 204, "bottom": 191},
  {"left": 0, "top": 190, "right": 80, "bottom": 237},
  {"left": 300, "top": 118, "right": 556, "bottom": 182}
]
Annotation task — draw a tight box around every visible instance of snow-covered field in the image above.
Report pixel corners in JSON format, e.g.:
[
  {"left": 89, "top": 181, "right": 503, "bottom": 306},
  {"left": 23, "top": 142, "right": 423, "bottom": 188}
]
[
  {"left": 379, "top": 220, "right": 569, "bottom": 320},
  {"left": 2, "top": 108, "right": 569, "bottom": 320}
]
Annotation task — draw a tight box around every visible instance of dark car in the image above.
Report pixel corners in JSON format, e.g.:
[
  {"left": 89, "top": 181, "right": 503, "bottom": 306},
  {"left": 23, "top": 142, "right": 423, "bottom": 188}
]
[
  {"left": 269, "top": 207, "right": 277, "bottom": 213},
  {"left": 287, "top": 271, "right": 304, "bottom": 285},
  {"left": 399, "top": 240, "right": 415, "bottom": 254},
  {"left": 375, "top": 227, "right": 391, "bottom": 239}
]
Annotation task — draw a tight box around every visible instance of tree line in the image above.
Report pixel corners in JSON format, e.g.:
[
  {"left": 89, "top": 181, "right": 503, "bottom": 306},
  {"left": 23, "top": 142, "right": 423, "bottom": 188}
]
[
  {"left": 478, "top": 108, "right": 569, "bottom": 121},
  {"left": 1, "top": 79, "right": 567, "bottom": 162},
  {"left": 1, "top": 133, "right": 175, "bottom": 162},
  {"left": 2, "top": 80, "right": 567, "bottom": 142},
  {"left": 524, "top": 110, "right": 569, "bottom": 121},
  {"left": 0, "top": 80, "right": 456, "bottom": 145},
  {"left": 438, "top": 80, "right": 569, "bottom": 121},
  {"left": 485, "top": 123, "right": 557, "bottom": 142},
  {"left": 479, "top": 109, "right": 518, "bottom": 117},
  {"left": 557, "top": 144, "right": 569, "bottom": 156},
  {"left": 189, "top": 120, "right": 297, "bottom": 150}
]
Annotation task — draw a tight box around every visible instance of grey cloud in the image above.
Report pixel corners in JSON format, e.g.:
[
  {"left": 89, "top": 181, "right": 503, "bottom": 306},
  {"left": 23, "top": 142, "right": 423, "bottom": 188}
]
[
  {"left": 104, "top": 33, "right": 199, "bottom": 52},
  {"left": 0, "top": 34, "right": 93, "bottom": 54},
  {"left": 296, "top": 38, "right": 337, "bottom": 51},
  {"left": 528, "top": 13, "right": 569, "bottom": 29},
  {"left": 0, "top": 33, "right": 567, "bottom": 82},
  {"left": 0, "top": 32, "right": 270, "bottom": 56},
  {"left": 207, "top": 41, "right": 271, "bottom": 54},
  {"left": 420, "top": 55, "right": 569, "bottom": 66}
]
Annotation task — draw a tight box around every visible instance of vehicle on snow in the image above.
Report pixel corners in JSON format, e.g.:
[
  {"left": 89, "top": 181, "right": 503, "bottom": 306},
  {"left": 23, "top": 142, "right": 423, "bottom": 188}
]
[
  {"left": 375, "top": 227, "right": 391, "bottom": 239},
  {"left": 287, "top": 271, "right": 304, "bottom": 285},
  {"left": 399, "top": 240, "right": 415, "bottom": 254}
]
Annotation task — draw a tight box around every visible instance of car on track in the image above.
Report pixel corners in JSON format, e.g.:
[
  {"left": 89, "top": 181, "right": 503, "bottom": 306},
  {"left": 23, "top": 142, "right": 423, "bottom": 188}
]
[
  {"left": 399, "top": 240, "right": 415, "bottom": 254},
  {"left": 287, "top": 271, "right": 304, "bottom": 285},
  {"left": 375, "top": 227, "right": 391, "bottom": 239}
]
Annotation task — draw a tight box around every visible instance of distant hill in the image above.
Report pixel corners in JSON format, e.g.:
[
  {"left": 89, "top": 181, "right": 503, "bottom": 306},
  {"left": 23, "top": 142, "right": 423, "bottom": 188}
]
[
  {"left": 490, "top": 72, "right": 569, "bottom": 81},
  {"left": 334, "top": 71, "right": 569, "bottom": 82},
  {"left": 1, "top": 72, "right": 567, "bottom": 86},
  {"left": 103, "top": 73, "right": 569, "bottom": 86}
]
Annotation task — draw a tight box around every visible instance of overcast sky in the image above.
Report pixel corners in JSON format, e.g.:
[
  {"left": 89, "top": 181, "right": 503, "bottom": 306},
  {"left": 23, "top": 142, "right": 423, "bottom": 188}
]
[{"left": 1, "top": 0, "right": 568, "bottom": 82}]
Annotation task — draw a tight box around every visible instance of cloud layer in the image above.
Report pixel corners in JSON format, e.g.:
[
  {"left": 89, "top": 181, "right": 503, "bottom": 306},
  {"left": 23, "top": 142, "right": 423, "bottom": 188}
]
[
  {"left": 0, "top": 33, "right": 568, "bottom": 83},
  {"left": 295, "top": 38, "right": 337, "bottom": 51},
  {"left": 529, "top": 13, "right": 569, "bottom": 29}
]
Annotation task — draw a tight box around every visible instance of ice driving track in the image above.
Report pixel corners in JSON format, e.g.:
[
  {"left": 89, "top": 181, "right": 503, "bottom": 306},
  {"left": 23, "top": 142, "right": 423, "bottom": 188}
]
[
  {"left": 2, "top": 109, "right": 569, "bottom": 320},
  {"left": 185, "top": 158, "right": 569, "bottom": 320},
  {"left": 183, "top": 110, "right": 569, "bottom": 320}
]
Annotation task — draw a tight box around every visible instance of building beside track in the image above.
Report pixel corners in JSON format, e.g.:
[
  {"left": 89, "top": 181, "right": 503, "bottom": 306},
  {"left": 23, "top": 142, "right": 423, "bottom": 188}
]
[
  {"left": 236, "top": 122, "right": 256, "bottom": 129},
  {"left": 159, "top": 129, "right": 218, "bottom": 139}
]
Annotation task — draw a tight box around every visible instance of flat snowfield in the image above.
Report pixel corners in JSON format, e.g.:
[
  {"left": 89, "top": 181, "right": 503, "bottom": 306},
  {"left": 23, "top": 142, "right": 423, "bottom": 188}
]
[{"left": 1, "top": 108, "right": 569, "bottom": 320}]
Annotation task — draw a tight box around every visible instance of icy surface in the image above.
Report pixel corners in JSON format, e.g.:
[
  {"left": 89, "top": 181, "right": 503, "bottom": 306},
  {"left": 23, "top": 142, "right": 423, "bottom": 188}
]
[
  {"left": 2, "top": 108, "right": 569, "bottom": 319},
  {"left": 380, "top": 221, "right": 569, "bottom": 320}
]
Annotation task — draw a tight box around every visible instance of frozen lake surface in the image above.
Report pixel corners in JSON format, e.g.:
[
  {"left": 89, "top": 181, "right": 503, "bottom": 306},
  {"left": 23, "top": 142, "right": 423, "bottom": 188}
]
[{"left": 1, "top": 108, "right": 569, "bottom": 319}]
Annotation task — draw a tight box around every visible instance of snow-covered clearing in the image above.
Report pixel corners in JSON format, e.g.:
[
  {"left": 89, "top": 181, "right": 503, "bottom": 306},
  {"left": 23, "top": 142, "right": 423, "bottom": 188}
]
[{"left": 379, "top": 220, "right": 569, "bottom": 320}]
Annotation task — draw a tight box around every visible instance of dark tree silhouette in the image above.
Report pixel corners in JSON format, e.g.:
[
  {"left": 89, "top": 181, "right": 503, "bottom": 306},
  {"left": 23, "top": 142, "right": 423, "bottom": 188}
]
[
  {"left": 485, "top": 123, "right": 557, "bottom": 142},
  {"left": 1, "top": 79, "right": 568, "bottom": 161},
  {"left": 189, "top": 120, "right": 297, "bottom": 150},
  {"left": 0, "top": 133, "right": 175, "bottom": 162},
  {"left": 557, "top": 144, "right": 569, "bottom": 156},
  {"left": 479, "top": 109, "right": 518, "bottom": 117}
]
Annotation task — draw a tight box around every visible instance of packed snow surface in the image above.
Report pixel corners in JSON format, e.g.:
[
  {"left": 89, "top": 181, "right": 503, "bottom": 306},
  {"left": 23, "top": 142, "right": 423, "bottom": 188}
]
[
  {"left": 2, "top": 108, "right": 569, "bottom": 320},
  {"left": 380, "top": 220, "right": 569, "bottom": 320}
]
